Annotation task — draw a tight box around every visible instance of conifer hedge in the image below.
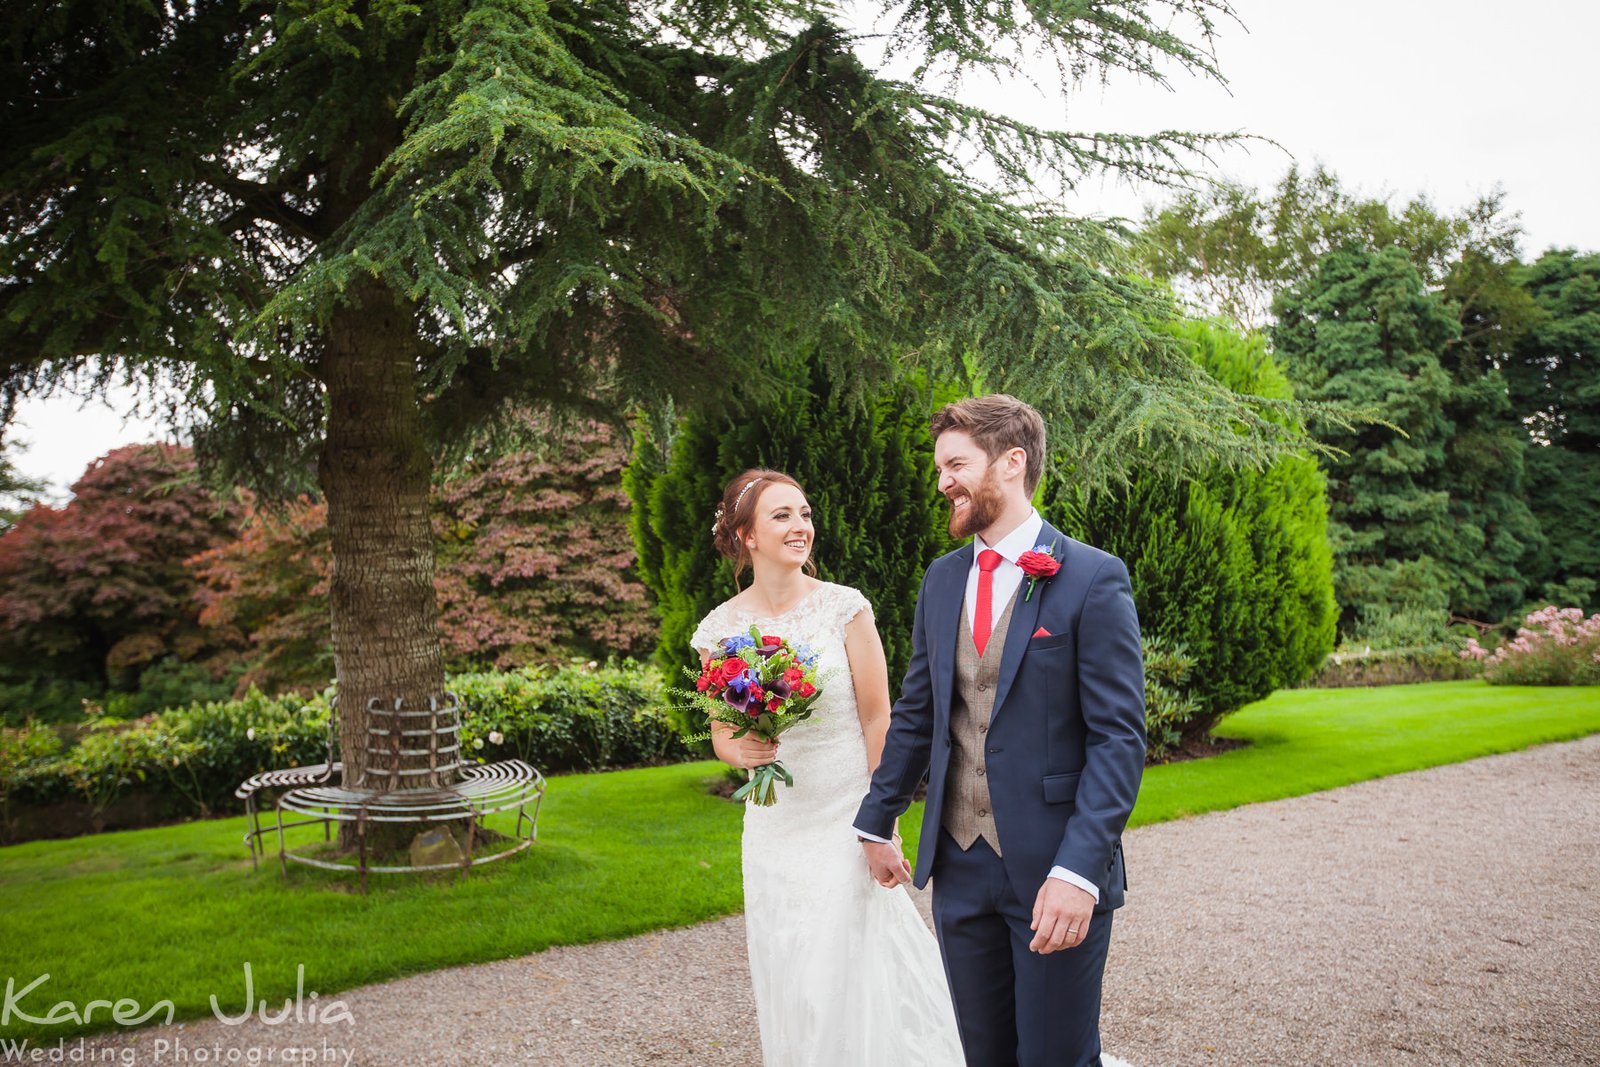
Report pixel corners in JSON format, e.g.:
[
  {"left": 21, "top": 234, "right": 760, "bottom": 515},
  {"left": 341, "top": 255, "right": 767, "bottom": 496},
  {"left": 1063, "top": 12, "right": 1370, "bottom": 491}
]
[
  {"left": 626, "top": 361, "right": 954, "bottom": 732},
  {"left": 1049, "top": 321, "right": 1337, "bottom": 739}
]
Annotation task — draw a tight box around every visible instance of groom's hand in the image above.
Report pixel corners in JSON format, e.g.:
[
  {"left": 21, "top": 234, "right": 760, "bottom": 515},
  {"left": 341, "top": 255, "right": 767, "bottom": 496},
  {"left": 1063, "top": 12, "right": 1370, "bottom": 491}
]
[
  {"left": 861, "top": 839, "right": 912, "bottom": 888},
  {"left": 1030, "top": 878, "right": 1094, "bottom": 954}
]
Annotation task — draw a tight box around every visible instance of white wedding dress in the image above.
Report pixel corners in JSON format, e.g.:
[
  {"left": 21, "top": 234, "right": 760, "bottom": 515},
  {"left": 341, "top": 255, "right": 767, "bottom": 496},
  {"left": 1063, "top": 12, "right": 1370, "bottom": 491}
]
[{"left": 692, "top": 582, "right": 967, "bottom": 1067}]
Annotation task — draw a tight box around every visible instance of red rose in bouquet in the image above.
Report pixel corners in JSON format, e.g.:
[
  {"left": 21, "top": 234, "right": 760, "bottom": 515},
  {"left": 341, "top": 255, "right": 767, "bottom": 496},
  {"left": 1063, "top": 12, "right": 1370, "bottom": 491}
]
[{"left": 717, "top": 656, "right": 749, "bottom": 684}]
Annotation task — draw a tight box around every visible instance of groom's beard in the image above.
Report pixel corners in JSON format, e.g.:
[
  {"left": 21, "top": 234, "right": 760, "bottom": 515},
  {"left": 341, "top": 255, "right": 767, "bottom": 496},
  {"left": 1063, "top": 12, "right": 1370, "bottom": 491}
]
[{"left": 946, "top": 467, "right": 1004, "bottom": 539}]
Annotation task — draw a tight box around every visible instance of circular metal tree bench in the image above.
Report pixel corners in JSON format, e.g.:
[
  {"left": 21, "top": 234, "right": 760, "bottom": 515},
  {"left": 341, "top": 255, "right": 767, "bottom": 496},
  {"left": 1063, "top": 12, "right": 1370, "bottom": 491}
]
[{"left": 268, "top": 693, "right": 546, "bottom": 892}]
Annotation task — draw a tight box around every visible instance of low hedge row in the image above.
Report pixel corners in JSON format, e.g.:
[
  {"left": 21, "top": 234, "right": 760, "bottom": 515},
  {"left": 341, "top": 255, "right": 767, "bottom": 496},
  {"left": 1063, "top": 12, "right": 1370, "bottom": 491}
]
[
  {"left": 1300, "top": 645, "right": 1478, "bottom": 688},
  {"left": 1, "top": 661, "right": 687, "bottom": 841},
  {"left": 451, "top": 662, "right": 687, "bottom": 771}
]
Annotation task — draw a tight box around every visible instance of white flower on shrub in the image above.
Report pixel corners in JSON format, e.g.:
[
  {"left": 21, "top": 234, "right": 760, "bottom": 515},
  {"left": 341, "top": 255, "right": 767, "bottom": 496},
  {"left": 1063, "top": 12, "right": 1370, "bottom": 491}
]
[
  {"left": 488, "top": 730, "right": 503, "bottom": 745},
  {"left": 473, "top": 737, "right": 484, "bottom": 749},
  {"left": 586, "top": 661, "right": 598, "bottom": 671},
  {"left": 246, "top": 727, "right": 256, "bottom": 741}
]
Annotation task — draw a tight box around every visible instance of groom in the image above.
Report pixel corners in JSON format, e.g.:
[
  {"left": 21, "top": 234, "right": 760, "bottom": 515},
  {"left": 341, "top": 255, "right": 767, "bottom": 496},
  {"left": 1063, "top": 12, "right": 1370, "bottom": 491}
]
[{"left": 855, "top": 395, "right": 1145, "bottom": 1067}]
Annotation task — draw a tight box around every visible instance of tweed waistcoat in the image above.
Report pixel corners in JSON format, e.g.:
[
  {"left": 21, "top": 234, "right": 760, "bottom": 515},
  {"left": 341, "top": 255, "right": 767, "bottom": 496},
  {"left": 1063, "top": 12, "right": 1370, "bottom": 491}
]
[{"left": 942, "top": 588, "right": 1020, "bottom": 854}]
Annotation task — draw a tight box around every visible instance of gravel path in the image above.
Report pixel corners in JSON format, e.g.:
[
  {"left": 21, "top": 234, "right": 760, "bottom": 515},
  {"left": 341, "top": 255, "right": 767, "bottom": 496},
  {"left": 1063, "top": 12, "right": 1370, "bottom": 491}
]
[{"left": 72, "top": 735, "right": 1600, "bottom": 1066}]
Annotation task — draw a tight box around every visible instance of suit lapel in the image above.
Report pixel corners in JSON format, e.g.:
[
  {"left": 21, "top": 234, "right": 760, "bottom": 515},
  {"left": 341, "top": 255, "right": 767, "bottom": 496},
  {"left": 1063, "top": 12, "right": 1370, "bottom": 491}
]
[
  {"left": 989, "top": 521, "right": 1059, "bottom": 721},
  {"left": 930, "top": 546, "right": 970, "bottom": 723}
]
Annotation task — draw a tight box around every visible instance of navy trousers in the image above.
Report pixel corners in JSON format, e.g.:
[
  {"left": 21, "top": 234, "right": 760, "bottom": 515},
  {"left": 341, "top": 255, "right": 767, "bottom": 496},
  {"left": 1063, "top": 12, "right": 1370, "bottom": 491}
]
[{"left": 930, "top": 829, "right": 1113, "bottom": 1067}]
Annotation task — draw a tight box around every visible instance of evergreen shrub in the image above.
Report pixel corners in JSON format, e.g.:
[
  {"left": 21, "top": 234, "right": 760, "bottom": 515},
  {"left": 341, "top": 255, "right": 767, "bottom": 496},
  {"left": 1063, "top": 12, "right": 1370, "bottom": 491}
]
[
  {"left": 452, "top": 662, "right": 687, "bottom": 771},
  {"left": 1302, "top": 645, "right": 1477, "bottom": 688},
  {"left": 1141, "top": 635, "right": 1200, "bottom": 760},
  {"left": 627, "top": 359, "right": 953, "bottom": 735},
  {"left": 1049, "top": 320, "right": 1338, "bottom": 740}
]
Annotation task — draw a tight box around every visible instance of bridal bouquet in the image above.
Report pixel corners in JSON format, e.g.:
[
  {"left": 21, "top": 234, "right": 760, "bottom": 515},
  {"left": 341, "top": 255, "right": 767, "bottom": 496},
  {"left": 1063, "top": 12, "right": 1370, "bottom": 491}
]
[{"left": 681, "top": 627, "right": 823, "bottom": 806}]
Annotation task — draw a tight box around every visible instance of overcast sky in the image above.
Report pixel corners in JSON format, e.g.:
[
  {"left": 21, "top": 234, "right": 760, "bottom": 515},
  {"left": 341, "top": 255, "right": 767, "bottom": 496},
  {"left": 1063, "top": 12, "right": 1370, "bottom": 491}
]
[{"left": 9, "top": 0, "right": 1595, "bottom": 499}]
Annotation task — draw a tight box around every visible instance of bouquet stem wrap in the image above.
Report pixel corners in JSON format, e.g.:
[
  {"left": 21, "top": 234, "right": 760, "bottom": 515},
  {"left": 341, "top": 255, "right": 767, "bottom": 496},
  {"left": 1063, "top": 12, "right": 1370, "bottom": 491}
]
[{"left": 733, "top": 760, "right": 794, "bottom": 806}]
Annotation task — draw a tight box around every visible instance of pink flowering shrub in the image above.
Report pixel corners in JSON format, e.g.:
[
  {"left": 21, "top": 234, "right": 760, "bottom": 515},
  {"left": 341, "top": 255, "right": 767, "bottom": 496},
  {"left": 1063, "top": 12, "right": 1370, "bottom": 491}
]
[{"left": 1461, "top": 607, "right": 1600, "bottom": 686}]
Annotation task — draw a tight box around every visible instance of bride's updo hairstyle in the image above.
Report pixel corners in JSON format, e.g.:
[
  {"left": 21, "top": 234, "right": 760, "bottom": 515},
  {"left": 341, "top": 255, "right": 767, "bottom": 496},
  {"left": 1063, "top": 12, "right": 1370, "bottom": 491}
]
[{"left": 712, "top": 468, "right": 817, "bottom": 584}]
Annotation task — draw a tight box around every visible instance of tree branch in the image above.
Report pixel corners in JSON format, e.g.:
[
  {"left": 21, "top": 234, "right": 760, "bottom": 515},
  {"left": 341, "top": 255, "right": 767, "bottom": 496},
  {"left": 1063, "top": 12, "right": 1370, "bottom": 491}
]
[{"left": 200, "top": 167, "right": 325, "bottom": 241}]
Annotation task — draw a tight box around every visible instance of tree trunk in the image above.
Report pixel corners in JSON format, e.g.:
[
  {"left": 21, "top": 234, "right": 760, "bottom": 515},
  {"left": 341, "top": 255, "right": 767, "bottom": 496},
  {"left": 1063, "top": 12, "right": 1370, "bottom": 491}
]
[{"left": 319, "top": 277, "right": 448, "bottom": 853}]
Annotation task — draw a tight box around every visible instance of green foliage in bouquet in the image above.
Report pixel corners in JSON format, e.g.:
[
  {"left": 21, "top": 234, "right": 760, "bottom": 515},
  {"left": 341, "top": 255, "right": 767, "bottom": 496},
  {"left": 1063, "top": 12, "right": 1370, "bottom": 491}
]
[{"left": 676, "top": 627, "right": 824, "bottom": 806}]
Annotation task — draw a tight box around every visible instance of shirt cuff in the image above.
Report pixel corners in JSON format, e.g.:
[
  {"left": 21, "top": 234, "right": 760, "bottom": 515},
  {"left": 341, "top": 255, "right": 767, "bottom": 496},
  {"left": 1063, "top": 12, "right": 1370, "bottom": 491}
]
[
  {"left": 1048, "top": 865, "right": 1100, "bottom": 903},
  {"left": 854, "top": 827, "right": 892, "bottom": 844}
]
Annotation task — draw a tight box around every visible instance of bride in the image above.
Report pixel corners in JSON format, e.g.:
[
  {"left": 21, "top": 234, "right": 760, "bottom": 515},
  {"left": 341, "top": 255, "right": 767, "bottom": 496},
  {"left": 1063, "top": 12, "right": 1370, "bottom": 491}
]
[{"left": 692, "top": 468, "right": 967, "bottom": 1066}]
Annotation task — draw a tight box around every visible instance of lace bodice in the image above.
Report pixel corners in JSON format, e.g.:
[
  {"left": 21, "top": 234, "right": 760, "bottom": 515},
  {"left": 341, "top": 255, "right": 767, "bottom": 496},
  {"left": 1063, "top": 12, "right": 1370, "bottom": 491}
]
[{"left": 690, "top": 581, "right": 870, "bottom": 663}]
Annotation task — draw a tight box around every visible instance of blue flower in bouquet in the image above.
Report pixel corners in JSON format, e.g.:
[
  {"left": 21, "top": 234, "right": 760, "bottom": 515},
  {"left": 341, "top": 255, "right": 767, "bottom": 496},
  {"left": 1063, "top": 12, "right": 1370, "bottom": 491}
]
[
  {"left": 721, "top": 635, "right": 757, "bottom": 655},
  {"left": 794, "top": 643, "right": 820, "bottom": 668}
]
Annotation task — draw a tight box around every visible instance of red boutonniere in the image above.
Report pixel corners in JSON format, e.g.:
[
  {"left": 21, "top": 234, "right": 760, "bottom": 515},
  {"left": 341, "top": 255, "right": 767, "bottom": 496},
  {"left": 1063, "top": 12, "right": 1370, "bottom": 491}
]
[{"left": 1017, "top": 539, "right": 1061, "bottom": 602}]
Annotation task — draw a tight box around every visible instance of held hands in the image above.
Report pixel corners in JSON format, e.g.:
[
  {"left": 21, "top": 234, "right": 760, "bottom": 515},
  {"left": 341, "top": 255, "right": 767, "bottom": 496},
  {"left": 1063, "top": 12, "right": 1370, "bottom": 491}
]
[
  {"left": 861, "top": 839, "right": 912, "bottom": 888},
  {"left": 1029, "top": 878, "right": 1094, "bottom": 954},
  {"left": 733, "top": 736, "right": 780, "bottom": 769}
]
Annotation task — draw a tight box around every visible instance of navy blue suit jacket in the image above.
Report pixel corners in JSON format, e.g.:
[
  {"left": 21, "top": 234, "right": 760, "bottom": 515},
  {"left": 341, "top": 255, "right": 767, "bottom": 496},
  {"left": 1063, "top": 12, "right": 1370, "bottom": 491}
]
[{"left": 855, "top": 522, "right": 1146, "bottom": 907}]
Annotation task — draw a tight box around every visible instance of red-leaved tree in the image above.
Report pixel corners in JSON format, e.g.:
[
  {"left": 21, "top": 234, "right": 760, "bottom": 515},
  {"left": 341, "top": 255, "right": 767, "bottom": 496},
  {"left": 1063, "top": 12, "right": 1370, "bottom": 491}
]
[
  {"left": 188, "top": 497, "right": 334, "bottom": 695},
  {"left": 190, "top": 420, "right": 654, "bottom": 693},
  {"left": 0, "top": 444, "right": 243, "bottom": 689},
  {"left": 434, "top": 419, "right": 655, "bottom": 670}
]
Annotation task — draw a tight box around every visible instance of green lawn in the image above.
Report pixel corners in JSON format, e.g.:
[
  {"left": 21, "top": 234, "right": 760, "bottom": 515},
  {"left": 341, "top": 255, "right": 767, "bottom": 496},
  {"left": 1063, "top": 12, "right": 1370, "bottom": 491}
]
[
  {"left": 0, "top": 762, "right": 745, "bottom": 1042},
  {"left": 1128, "top": 679, "right": 1600, "bottom": 827},
  {"left": 896, "top": 680, "right": 1600, "bottom": 866},
  {"left": 2, "top": 679, "right": 1596, "bottom": 1041}
]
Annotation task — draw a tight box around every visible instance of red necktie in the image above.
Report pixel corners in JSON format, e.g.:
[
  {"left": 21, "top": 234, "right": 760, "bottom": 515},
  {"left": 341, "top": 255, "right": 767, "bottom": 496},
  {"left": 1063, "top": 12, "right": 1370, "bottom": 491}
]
[{"left": 974, "top": 549, "right": 1003, "bottom": 657}]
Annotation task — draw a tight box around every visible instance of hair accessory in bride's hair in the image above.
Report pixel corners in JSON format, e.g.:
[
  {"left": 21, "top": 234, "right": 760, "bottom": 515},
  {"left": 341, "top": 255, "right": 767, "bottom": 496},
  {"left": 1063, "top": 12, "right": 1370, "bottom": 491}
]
[
  {"left": 733, "top": 478, "right": 759, "bottom": 515},
  {"left": 712, "top": 478, "right": 761, "bottom": 539}
]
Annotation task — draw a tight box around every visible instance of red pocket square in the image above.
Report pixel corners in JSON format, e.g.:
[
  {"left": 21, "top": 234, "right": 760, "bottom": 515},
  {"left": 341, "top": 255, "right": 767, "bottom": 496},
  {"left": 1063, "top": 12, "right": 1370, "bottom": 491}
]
[{"left": 1032, "top": 627, "right": 1052, "bottom": 638}]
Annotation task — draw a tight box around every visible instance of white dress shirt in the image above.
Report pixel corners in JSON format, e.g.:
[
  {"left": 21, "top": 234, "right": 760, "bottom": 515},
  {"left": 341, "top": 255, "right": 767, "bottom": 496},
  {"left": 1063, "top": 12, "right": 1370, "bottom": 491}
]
[{"left": 859, "top": 508, "right": 1101, "bottom": 902}]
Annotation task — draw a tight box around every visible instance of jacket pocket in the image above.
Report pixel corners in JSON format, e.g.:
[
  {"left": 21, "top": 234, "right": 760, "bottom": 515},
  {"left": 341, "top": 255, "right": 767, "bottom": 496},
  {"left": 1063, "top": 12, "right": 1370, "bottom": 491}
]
[
  {"left": 1042, "top": 771, "right": 1081, "bottom": 804},
  {"left": 1026, "top": 630, "right": 1073, "bottom": 651}
]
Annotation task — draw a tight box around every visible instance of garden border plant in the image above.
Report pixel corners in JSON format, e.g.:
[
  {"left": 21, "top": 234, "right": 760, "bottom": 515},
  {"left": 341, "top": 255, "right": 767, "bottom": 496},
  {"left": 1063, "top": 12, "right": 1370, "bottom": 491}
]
[
  {"left": 1462, "top": 606, "right": 1600, "bottom": 686},
  {"left": 0, "top": 661, "right": 687, "bottom": 844}
]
